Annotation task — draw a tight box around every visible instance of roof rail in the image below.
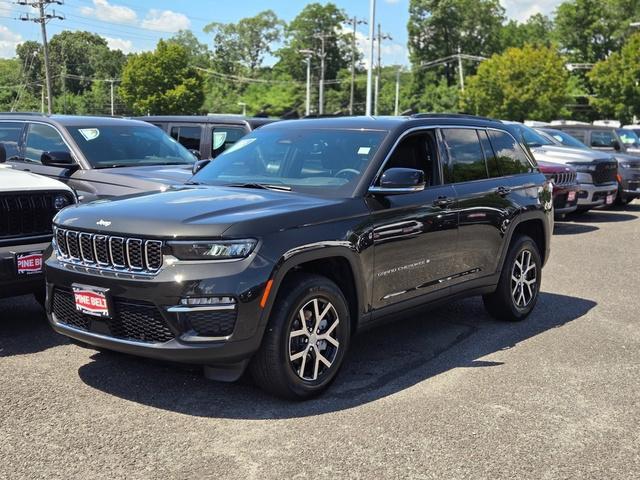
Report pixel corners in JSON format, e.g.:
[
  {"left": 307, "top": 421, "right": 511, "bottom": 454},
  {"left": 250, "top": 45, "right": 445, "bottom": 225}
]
[
  {"left": 410, "top": 112, "right": 497, "bottom": 122},
  {"left": 0, "top": 111, "right": 46, "bottom": 116}
]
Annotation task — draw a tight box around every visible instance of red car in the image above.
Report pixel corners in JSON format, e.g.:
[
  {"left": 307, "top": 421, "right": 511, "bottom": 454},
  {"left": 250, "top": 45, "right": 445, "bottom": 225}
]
[{"left": 537, "top": 161, "right": 579, "bottom": 217}]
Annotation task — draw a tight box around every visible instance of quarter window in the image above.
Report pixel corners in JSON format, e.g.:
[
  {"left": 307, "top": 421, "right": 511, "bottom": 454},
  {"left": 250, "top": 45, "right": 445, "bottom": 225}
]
[
  {"left": 212, "top": 127, "right": 246, "bottom": 158},
  {"left": 170, "top": 126, "right": 201, "bottom": 151},
  {"left": 24, "top": 123, "right": 70, "bottom": 164},
  {"left": 0, "top": 122, "right": 24, "bottom": 160},
  {"left": 478, "top": 130, "right": 501, "bottom": 178},
  {"left": 442, "top": 128, "right": 488, "bottom": 183},
  {"left": 488, "top": 130, "right": 532, "bottom": 176}
]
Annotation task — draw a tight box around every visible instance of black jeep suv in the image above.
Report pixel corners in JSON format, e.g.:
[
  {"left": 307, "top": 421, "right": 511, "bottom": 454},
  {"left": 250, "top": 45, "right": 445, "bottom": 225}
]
[{"left": 45, "top": 115, "right": 553, "bottom": 399}]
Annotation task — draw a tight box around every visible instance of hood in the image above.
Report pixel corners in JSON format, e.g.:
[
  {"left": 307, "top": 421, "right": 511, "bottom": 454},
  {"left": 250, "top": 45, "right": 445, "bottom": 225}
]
[
  {"left": 537, "top": 160, "right": 576, "bottom": 174},
  {"left": 0, "top": 167, "right": 74, "bottom": 193},
  {"left": 530, "top": 145, "right": 613, "bottom": 164},
  {"left": 614, "top": 153, "right": 640, "bottom": 166},
  {"left": 74, "top": 164, "right": 194, "bottom": 191},
  {"left": 53, "top": 185, "right": 349, "bottom": 238}
]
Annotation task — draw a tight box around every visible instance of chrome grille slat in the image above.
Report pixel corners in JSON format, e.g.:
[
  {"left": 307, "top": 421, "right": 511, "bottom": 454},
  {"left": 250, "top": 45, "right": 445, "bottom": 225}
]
[{"left": 54, "top": 228, "right": 163, "bottom": 275}]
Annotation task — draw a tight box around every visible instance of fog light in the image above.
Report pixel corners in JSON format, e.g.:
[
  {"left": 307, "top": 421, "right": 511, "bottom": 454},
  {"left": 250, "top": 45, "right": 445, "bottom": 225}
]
[{"left": 180, "top": 297, "right": 236, "bottom": 306}]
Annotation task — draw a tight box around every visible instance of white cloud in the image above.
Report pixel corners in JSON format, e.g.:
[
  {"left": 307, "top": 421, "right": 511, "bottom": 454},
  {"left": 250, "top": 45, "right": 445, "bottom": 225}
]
[
  {"left": 355, "top": 31, "right": 409, "bottom": 68},
  {"left": 500, "top": 0, "right": 563, "bottom": 21},
  {"left": 384, "top": 0, "right": 402, "bottom": 4},
  {"left": 141, "top": 9, "right": 191, "bottom": 33},
  {"left": 80, "top": 0, "right": 137, "bottom": 25},
  {"left": 102, "top": 36, "right": 134, "bottom": 54},
  {"left": 0, "top": 25, "right": 23, "bottom": 58}
]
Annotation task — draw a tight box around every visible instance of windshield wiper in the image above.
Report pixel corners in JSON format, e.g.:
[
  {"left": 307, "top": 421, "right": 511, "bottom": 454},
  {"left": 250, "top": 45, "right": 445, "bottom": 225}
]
[{"left": 226, "top": 182, "right": 292, "bottom": 192}]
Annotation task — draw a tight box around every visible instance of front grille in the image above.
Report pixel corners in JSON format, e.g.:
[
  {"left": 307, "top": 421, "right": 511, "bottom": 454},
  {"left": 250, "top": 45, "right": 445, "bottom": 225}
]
[
  {"left": 52, "top": 288, "right": 175, "bottom": 344},
  {"left": 54, "top": 227, "right": 163, "bottom": 274},
  {"left": 0, "top": 191, "right": 71, "bottom": 243},
  {"left": 592, "top": 161, "right": 618, "bottom": 185},
  {"left": 545, "top": 170, "right": 577, "bottom": 186},
  {"left": 184, "top": 310, "right": 237, "bottom": 337}
]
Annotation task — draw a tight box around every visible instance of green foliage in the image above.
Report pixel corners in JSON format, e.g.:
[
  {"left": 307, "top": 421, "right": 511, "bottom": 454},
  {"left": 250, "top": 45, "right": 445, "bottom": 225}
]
[
  {"left": 462, "top": 44, "right": 571, "bottom": 122},
  {"left": 119, "top": 40, "right": 204, "bottom": 115},
  {"left": 588, "top": 33, "right": 640, "bottom": 123},
  {"left": 166, "top": 30, "right": 212, "bottom": 68},
  {"left": 500, "top": 14, "right": 554, "bottom": 50},
  {"left": 0, "top": 58, "right": 39, "bottom": 112}
]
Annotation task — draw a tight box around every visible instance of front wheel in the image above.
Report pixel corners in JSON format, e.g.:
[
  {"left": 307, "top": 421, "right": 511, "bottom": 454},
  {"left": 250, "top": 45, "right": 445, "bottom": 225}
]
[
  {"left": 483, "top": 235, "right": 542, "bottom": 322},
  {"left": 250, "top": 273, "right": 351, "bottom": 400}
]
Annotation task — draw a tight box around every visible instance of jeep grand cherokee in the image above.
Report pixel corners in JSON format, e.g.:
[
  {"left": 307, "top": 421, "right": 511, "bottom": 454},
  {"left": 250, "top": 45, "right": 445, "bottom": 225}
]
[{"left": 45, "top": 115, "right": 553, "bottom": 399}]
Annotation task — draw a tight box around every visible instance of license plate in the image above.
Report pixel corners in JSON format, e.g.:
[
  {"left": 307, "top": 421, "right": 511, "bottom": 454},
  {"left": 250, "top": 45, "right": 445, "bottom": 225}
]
[
  {"left": 606, "top": 194, "right": 614, "bottom": 205},
  {"left": 73, "top": 286, "right": 109, "bottom": 317},
  {"left": 16, "top": 251, "right": 43, "bottom": 275},
  {"left": 567, "top": 191, "right": 576, "bottom": 202}
]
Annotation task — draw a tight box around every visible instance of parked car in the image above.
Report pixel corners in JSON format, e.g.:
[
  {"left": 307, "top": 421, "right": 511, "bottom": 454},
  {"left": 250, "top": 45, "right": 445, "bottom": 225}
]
[
  {"left": 539, "top": 126, "right": 640, "bottom": 205},
  {"left": 551, "top": 123, "right": 640, "bottom": 156},
  {"left": 134, "top": 115, "right": 275, "bottom": 161},
  {"left": 622, "top": 124, "right": 640, "bottom": 137},
  {"left": 536, "top": 161, "right": 579, "bottom": 217},
  {"left": 504, "top": 122, "right": 618, "bottom": 212},
  {"left": 0, "top": 114, "right": 198, "bottom": 202},
  {"left": 46, "top": 114, "right": 553, "bottom": 399},
  {"left": 0, "top": 145, "right": 76, "bottom": 305}
]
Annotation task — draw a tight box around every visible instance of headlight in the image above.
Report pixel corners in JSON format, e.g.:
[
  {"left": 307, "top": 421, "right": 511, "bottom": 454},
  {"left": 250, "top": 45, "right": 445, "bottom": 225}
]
[
  {"left": 54, "top": 193, "right": 74, "bottom": 210},
  {"left": 168, "top": 239, "right": 257, "bottom": 260},
  {"left": 619, "top": 163, "right": 631, "bottom": 168}
]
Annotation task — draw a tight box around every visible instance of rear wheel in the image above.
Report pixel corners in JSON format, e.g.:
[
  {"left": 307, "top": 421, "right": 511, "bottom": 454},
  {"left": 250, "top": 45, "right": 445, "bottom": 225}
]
[
  {"left": 250, "top": 273, "right": 350, "bottom": 400},
  {"left": 483, "top": 235, "right": 541, "bottom": 322}
]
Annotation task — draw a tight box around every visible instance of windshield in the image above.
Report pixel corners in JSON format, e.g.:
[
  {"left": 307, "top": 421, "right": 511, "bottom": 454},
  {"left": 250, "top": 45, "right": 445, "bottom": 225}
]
[
  {"left": 67, "top": 125, "right": 196, "bottom": 168},
  {"left": 517, "top": 125, "right": 555, "bottom": 147},
  {"left": 616, "top": 129, "right": 640, "bottom": 148},
  {"left": 540, "top": 129, "right": 588, "bottom": 149},
  {"left": 191, "top": 127, "right": 388, "bottom": 197}
]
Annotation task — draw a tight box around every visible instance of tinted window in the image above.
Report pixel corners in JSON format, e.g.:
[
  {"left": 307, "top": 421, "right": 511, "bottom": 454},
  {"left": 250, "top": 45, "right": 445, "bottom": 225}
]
[
  {"left": 590, "top": 130, "right": 617, "bottom": 148},
  {"left": 540, "top": 129, "right": 588, "bottom": 149},
  {"left": 212, "top": 127, "right": 246, "bottom": 158},
  {"left": 616, "top": 129, "right": 639, "bottom": 147},
  {"left": 478, "top": 130, "right": 501, "bottom": 178},
  {"left": 518, "top": 125, "right": 554, "bottom": 147},
  {"left": 67, "top": 125, "right": 195, "bottom": 168},
  {"left": 442, "top": 128, "right": 488, "bottom": 183},
  {"left": 564, "top": 129, "right": 586, "bottom": 142},
  {"left": 24, "top": 123, "right": 70, "bottom": 164},
  {"left": 488, "top": 130, "right": 532, "bottom": 176},
  {"left": 0, "top": 122, "right": 24, "bottom": 160},
  {"left": 383, "top": 131, "right": 438, "bottom": 185},
  {"left": 193, "top": 127, "right": 387, "bottom": 198},
  {"left": 170, "top": 125, "right": 201, "bottom": 151}
]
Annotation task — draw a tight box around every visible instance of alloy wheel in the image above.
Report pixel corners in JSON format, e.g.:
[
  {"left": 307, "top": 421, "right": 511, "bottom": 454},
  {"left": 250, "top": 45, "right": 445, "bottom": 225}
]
[{"left": 511, "top": 249, "right": 537, "bottom": 308}]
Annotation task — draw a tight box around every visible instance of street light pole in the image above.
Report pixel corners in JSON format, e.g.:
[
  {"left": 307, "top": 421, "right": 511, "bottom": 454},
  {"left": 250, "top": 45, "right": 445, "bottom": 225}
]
[
  {"left": 345, "top": 16, "right": 367, "bottom": 116},
  {"left": 394, "top": 67, "right": 401, "bottom": 116},
  {"left": 317, "top": 35, "right": 326, "bottom": 115},
  {"left": 299, "top": 49, "right": 314, "bottom": 117},
  {"left": 457, "top": 46, "right": 465, "bottom": 92},
  {"left": 374, "top": 23, "right": 392, "bottom": 116},
  {"left": 365, "top": 0, "right": 376, "bottom": 116}
]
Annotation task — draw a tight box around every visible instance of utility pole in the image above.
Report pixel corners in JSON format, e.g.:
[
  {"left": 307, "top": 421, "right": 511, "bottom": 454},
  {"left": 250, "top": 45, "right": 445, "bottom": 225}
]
[
  {"left": 109, "top": 79, "right": 115, "bottom": 116},
  {"left": 313, "top": 34, "right": 329, "bottom": 116},
  {"left": 457, "top": 45, "right": 464, "bottom": 92},
  {"left": 19, "top": 0, "right": 64, "bottom": 115},
  {"left": 299, "top": 50, "right": 314, "bottom": 116},
  {"left": 394, "top": 67, "right": 401, "bottom": 116},
  {"left": 374, "top": 23, "right": 392, "bottom": 116},
  {"left": 345, "top": 16, "right": 367, "bottom": 116},
  {"left": 365, "top": 0, "right": 376, "bottom": 116}
]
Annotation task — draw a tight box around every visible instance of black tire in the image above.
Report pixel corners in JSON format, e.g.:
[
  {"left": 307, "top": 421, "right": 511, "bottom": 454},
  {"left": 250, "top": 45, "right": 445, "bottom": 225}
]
[
  {"left": 572, "top": 207, "right": 590, "bottom": 215},
  {"left": 250, "top": 273, "right": 351, "bottom": 400},
  {"left": 483, "top": 235, "right": 542, "bottom": 322}
]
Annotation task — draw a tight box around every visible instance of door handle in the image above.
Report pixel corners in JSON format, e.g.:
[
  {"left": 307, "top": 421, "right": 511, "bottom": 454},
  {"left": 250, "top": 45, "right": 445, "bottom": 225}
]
[
  {"left": 496, "top": 186, "right": 511, "bottom": 196},
  {"left": 432, "top": 196, "right": 454, "bottom": 208}
]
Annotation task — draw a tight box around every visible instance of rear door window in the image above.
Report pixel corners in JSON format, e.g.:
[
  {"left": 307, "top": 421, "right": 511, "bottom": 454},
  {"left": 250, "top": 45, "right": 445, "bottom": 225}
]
[
  {"left": 564, "top": 129, "right": 586, "bottom": 143},
  {"left": 478, "top": 130, "right": 501, "bottom": 178},
  {"left": 24, "top": 123, "right": 70, "bottom": 164},
  {"left": 170, "top": 125, "right": 202, "bottom": 151},
  {"left": 0, "top": 122, "right": 24, "bottom": 160},
  {"left": 441, "top": 128, "right": 488, "bottom": 183},
  {"left": 212, "top": 127, "right": 247, "bottom": 158},
  {"left": 590, "top": 130, "right": 617, "bottom": 148},
  {"left": 488, "top": 130, "right": 533, "bottom": 176}
]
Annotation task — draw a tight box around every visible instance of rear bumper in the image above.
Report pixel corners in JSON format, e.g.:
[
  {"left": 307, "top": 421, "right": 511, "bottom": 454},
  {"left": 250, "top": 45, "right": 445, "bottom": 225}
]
[{"left": 0, "top": 241, "right": 49, "bottom": 299}]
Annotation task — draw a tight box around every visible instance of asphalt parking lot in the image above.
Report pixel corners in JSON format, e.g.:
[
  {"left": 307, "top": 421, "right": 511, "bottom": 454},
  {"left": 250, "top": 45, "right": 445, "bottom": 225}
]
[{"left": 1, "top": 202, "right": 639, "bottom": 480}]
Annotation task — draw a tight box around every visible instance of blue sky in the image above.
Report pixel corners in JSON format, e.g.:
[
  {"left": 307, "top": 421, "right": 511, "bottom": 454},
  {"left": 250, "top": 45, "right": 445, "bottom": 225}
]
[{"left": 0, "top": 0, "right": 564, "bottom": 63}]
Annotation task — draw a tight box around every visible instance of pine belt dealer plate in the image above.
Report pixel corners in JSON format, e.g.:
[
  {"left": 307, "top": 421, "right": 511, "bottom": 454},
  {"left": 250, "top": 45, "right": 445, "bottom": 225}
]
[
  {"left": 16, "top": 251, "right": 43, "bottom": 275},
  {"left": 73, "top": 285, "right": 110, "bottom": 317},
  {"left": 606, "top": 194, "right": 614, "bottom": 205}
]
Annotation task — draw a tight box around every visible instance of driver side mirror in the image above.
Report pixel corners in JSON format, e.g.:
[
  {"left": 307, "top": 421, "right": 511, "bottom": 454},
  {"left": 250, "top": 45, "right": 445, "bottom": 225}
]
[
  {"left": 189, "top": 149, "right": 201, "bottom": 160},
  {"left": 192, "top": 158, "right": 211, "bottom": 175},
  {"left": 612, "top": 140, "right": 621, "bottom": 151},
  {"left": 369, "top": 167, "right": 426, "bottom": 195},
  {"left": 0, "top": 143, "right": 6, "bottom": 163},
  {"left": 41, "top": 151, "right": 77, "bottom": 169}
]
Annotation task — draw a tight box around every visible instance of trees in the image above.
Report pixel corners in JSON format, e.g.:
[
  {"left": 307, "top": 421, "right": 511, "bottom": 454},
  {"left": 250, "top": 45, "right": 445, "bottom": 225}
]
[
  {"left": 462, "top": 44, "right": 571, "bottom": 122},
  {"left": 588, "top": 33, "right": 640, "bottom": 123},
  {"left": 500, "top": 14, "right": 554, "bottom": 50},
  {"left": 119, "top": 40, "right": 204, "bottom": 115}
]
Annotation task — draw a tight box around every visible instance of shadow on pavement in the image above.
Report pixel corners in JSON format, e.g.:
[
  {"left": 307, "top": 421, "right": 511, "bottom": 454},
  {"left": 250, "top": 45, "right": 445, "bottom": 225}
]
[
  {"left": 0, "top": 295, "right": 68, "bottom": 357},
  {"left": 77, "top": 292, "right": 596, "bottom": 418},
  {"left": 566, "top": 210, "right": 637, "bottom": 223},
  {"left": 553, "top": 222, "right": 599, "bottom": 235}
]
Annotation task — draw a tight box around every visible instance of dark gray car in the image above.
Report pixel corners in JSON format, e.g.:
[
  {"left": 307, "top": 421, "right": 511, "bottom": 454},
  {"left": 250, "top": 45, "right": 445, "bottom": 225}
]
[{"left": 0, "top": 114, "right": 197, "bottom": 202}]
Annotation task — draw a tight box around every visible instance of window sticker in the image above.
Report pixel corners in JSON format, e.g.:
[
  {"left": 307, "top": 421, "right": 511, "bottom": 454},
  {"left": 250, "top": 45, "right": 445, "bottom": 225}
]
[
  {"left": 223, "top": 137, "right": 255, "bottom": 154},
  {"left": 78, "top": 128, "right": 100, "bottom": 141},
  {"left": 357, "top": 146, "right": 371, "bottom": 155},
  {"left": 213, "top": 131, "right": 228, "bottom": 150}
]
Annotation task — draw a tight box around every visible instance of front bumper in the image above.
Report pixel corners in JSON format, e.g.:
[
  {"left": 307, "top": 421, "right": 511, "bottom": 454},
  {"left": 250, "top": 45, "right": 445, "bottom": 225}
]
[
  {"left": 45, "top": 252, "right": 274, "bottom": 365},
  {"left": 0, "top": 241, "right": 50, "bottom": 299},
  {"left": 619, "top": 169, "right": 640, "bottom": 200},
  {"left": 552, "top": 185, "right": 579, "bottom": 214},
  {"left": 575, "top": 183, "right": 618, "bottom": 209}
]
